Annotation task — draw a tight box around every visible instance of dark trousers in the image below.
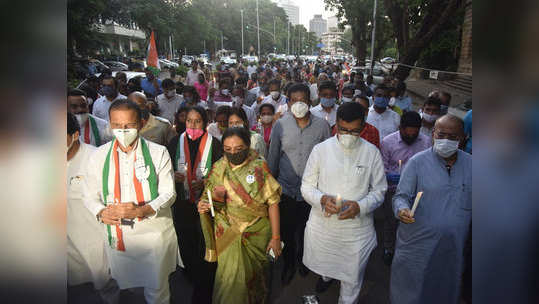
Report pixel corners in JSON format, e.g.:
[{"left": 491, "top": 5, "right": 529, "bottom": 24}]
[
  {"left": 383, "top": 189, "right": 398, "bottom": 251},
  {"left": 172, "top": 198, "right": 216, "bottom": 304},
  {"left": 279, "top": 194, "right": 311, "bottom": 272}
]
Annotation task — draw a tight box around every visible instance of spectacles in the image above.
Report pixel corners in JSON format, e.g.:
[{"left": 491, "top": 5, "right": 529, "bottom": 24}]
[
  {"left": 434, "top": 131, "right": 460, "bottom": 141},
  {"left": 337, "top": 125, "right": 363, "bottom": 137}
]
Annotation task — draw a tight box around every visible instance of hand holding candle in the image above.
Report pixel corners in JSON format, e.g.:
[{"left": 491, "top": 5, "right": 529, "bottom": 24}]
[{"left": 207, "top": 189, "right": 215, "bottom": 217}]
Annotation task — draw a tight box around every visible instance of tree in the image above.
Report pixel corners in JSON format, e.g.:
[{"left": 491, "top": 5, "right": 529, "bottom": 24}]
[{"left": 383, "top": 0, "right": 465, "bottom": 80}]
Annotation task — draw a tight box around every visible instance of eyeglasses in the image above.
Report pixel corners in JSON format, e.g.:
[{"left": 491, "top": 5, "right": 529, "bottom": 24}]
[
  {"left": 337, "top": 125, "right": 363, "bottom": 137},
  {"left": 434, "top": 131, "right": 460, "bottom": 141}
]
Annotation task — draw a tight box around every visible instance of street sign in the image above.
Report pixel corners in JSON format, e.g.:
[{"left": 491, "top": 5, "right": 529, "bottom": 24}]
[{"left": 429, "top": 70, "right": 439, "bottom": 79}]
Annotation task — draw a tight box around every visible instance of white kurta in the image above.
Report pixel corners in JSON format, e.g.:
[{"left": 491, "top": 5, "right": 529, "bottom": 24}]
[
  {"left": 301, "top": 136, "right": 387, "bottom": 284},
  {"left": 83, "top": 138, "right": 179, "bottom": 290},
  {"left": 67, "top": 142, "right": 110, "bottom": 289},
  {"left": 79, "top": 114, "right": 113, "bottom": 147},
  {"left": 366, "top": 106, "right": 400, "bottom": 142}
]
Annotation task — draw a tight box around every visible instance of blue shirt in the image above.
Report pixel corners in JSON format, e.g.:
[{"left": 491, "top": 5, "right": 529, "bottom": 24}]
[
  {"left": 141, "top": 78, "right": 162, "bottom": 97},
  {"left": 394, "top": 96, "right": 412, "bottom": 112}
]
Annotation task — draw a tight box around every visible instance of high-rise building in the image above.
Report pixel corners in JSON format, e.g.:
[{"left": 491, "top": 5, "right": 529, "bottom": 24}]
[
  {"left": 309, "top": 14, "right": 327, "bottom": 38},
  {"left": 327, "top": 15, "right": 339, "bottom": 30},
  {"left": 274, "top": 0, "right": 300, "bottom": 25}
]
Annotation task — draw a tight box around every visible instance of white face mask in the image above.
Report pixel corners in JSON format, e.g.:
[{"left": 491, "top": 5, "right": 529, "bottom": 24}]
[
  {"left": 270, "top": 91, "right": 280, "bottom": 99},
  {"left": 231, "top": 96, "right": 243, "bottom": 106},
  {"left": 338, "top": 134, "right": 360, "bottom": 149},
  {"left": 389, "top": 97, "right": 396, "bottom": 106},
  {"left": 260, "top": 114, "right": 273, "bottom": 124},
  {"left": 75, "top": 113, "right": 89, "bottom": 126},
  {"left": 433, "top": 138, "right": 459, "bottom": 158},
  {"left": 354, "top": 89, "right": 361, "bottom": 96},
  {"left": 229, "top": 123, "right": 244, "bottom": 128},
  {"left": 342, "top": 97, "right": 352, "bottom": 103},
  {"left": 421, "top": 112, "right": 439, "bottom": 123},
  {"left": 165, "top": 90, "right": 176, "bottom": 98},
  {"left": 290, "top": 101, "right": 309, "bottom": 118},
  {"left": 221, "top": 89, "right": 229, "bottom": 95},
  {"left": 112, "top": 128, "right": 138, "bottom": 148}
]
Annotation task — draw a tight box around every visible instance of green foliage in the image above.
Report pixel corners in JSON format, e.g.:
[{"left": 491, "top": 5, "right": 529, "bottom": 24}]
[
  {"left": 176, "top": 65, "right": 189, "bottom": 77},
  {"left": 384, "top": 47, "right": 397, "bottom": 58}
]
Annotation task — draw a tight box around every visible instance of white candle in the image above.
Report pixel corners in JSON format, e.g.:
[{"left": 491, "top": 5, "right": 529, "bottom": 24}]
[
  {"left": 410, "top": 192, "right": 423, "bottom": 217},
  {"left": 207, "top": 189, "right": 215, "bottom": 217},
  {"left": 398, "top": 160, "right": 402, "bottom": 173},
  {"left": 335, "top": 194, "right": 342, "bottom": 210}
]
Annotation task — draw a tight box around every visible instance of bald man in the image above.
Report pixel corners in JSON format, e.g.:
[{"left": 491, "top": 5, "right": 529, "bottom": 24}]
[
  {"left": 128, "top": 92, "right": 176, "bottom": 146},
  {"left": 390, "top": 115, "right": 471, "bottom": 304}
]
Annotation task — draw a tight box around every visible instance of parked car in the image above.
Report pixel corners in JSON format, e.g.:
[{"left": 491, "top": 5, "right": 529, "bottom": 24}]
[
  {"left": 220, "top": 56, "right": 237, "bottom": 65},
  {"left": 159, "top": 58, "right": 179, "bottom": 69},
  {"left": 181, "top": 55, "right": 195, "bottom": 66},
  {"left": 103, "top": 61, "right": 128, "bottom": 72},
  {"left": 76, "top": 71, "right": 146, "bottom": 90}
]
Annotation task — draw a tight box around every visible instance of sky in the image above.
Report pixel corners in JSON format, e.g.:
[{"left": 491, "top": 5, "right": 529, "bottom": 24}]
[{"left": 292, "top": 0, "right": 337, "bottom": 29}]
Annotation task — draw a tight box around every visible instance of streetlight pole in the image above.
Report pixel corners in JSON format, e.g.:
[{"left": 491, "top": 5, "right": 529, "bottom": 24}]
[
  {"left": 221, "top": 32, "right": 224, "bottom": 50},
  {"left": 287, "top": 22, "right": 290, "bottom": 54},
  {"left": 241, "top": 9, "right": 244, "bottom": 56},
  {"left": 369, "top": 0, "right": 377, "bottom": 74},
  {"left": 273, "top": 17, "right": 276, "bottom": 44},
  {"left": 256, "top": 0, "right": 260, "bottom": 56}
]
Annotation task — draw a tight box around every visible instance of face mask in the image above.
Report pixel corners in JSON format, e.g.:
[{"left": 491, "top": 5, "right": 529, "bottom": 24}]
[
  {"left": 165, "top": 90, "right": 176, "bottom": 98},
  {"left": 290, "top": 101, "right": 309, "bottom": 118},
  {"left": 433, "top": 138, "right": 459, "bottom": 158},
  {"left": 231, "top": 96, "right": 243, "bottom": 107},
  {"left": 389, "top": 97, "right": 396, "bottom": 106},
  {"left": 101, "top": 86, "right": 116, "bottom": 98},
  {"left": 225, "top": 149, "right": 249, "bottom": 165},
  {"left": 421, "top": 112, "right": 439, "bottom": 123},
  {"left": 320, "top": 97, "right": 336, "bottom": 107},
  {"left": 354, "top": 89, "right": 361, "bottom": 96},
  {"left": 374, "top": 96, "right": 389, "bottom": 108},
  {"left": 186, "top": 128, "right": 204, "bottom": 140},
  {"left": 440, "top": 105, "right": 449, "bottom": 115},
  {"left": 401, "top": 133, "right": 418, "bottom": 145},
  {"left": 67, "top": 134, "right": 76, "bottom": 153},
  {"left": 342, "top": 97, "right": 352, "bottom": 103},
  {"left": 112, "top": 128, "right": 138, "bottom": 148},
  {"left": 75, "top": 113, "right": 89, "bottom": 126},
  {"left": 221, "top": 89, "right": 229, "bottom": 96},
  {"left": 229, "top": 124, "right": 244, "bottom": 128},
  {"left": 338, "top": 134, "right": 360, "bottom": 149},
  {"left": 270, "top": 91, "right": 280, "bottom": 99},
  {"left": 184, "top": 96, "right": 193, "bottom": 103},
  {"left": 260, "top": 115, "right": 273, "bottom": 124}
]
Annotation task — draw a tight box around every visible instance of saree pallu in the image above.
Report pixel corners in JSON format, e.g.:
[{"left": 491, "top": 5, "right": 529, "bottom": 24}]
[{"left": 199, "top": 150, "right": 281, "bottom": 304}]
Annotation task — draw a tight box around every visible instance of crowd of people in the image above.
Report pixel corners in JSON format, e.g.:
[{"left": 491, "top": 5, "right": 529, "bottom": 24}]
[{"left": 67, "top": 57, "right": 472, "bottom": 304}]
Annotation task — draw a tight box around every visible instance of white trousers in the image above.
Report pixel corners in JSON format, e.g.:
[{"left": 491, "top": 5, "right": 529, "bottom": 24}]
[{"left": 322, "top": 266, "right": 366, "bottom": 304}]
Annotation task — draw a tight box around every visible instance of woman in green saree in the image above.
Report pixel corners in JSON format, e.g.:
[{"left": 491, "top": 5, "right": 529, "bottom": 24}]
[{"left": 197, "top": 127, "right": 282, "bottom": 304}]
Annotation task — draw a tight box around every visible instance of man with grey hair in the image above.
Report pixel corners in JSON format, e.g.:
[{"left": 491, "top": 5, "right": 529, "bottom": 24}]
[
  {"left": 390, "top": 114, "right": 471, "bottom": 304},
  {"left": 128, "top": 92, "right": 176, "bottom": 146}
]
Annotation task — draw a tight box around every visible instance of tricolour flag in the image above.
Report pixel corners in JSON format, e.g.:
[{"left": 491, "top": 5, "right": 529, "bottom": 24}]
[{"left": 146, "top": 30, "right": 160, "bottom": 76}]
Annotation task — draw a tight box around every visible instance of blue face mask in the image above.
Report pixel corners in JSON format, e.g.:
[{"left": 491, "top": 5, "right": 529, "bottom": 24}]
[
  {"left": 320, "top": 97, "right": 336, "bottom": 107},
  {"left": 374, "top": 96, "right": 389, "bottom": 108}
]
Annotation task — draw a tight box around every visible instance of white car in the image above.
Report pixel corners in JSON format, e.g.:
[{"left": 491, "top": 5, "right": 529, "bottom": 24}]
[
  {"left": 159, "top": 59, "right": 179, "bottom": 69},
  {"left": 242, "top": 55, "right": 259, "bottom": 63},
  {"left": 220, "top": 56, "right": 237, "bottom": 65},
  {"left": 103, "top": 61, "right": 128, "bottom": 72},
  {"left": 181, "top": 55, "right": 194, "bottom": 66}
]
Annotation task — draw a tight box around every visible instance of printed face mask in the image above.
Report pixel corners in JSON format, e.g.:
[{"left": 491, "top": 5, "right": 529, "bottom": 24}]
[
  {"left": 112, "top": 128, "right": 138, "bottom": 148},
  {"left": 225, "top": 149, "right": 249, "bottom": 165},
  {"left": 186, "top": 128, "right": 204, "bottom": 140}
]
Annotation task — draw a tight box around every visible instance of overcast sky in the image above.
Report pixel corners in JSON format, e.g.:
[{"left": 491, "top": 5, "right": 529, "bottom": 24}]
[{"left": 293, "top": 0, "right": 337, "bottom": 29}]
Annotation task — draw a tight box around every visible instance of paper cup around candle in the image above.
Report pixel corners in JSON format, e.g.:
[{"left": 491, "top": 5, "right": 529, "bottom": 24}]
[{"left": 410, "top": 192, "right": 423, "bottom": 217}]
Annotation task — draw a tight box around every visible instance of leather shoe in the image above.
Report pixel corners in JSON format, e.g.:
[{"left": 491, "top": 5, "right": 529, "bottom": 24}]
[{"left": 315, "top": 277, "right": 335, "bottom": 293}]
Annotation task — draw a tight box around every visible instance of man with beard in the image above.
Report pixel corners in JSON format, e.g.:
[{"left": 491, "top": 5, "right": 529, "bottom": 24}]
[
  {"left": 380, "top": 111, "right": 432, "bottom": 265},
  {"left": 68, "top": 88, "right": 112, "bottom": 146}
]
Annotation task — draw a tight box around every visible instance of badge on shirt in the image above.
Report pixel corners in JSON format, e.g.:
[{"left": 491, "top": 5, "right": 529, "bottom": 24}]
[
  {"left": 246, "top": 174, "right": 255, "bottom": 184},
  {"left": 135, "top": 164, "right": 150, "bottom": 182}
]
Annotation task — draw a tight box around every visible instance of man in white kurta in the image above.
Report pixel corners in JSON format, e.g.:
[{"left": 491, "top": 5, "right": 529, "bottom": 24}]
[
  {"left": 67, "top": 113, "right": 112, "bottom": 301},
  {"left": 83, "top": 99, "right": 179, "bottom": 304},
  {"left": 68, "top": 88, "right": 113, "bottom": 146},
  {"left": 301, "top": 102, "right": 387, "bottom": 304}
]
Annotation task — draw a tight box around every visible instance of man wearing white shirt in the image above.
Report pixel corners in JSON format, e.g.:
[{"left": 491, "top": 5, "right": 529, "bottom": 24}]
[
  {"left": 252, "top": 79, "right": 288, "bottom": 115},
  {"left": 247, "top": 63, "right": 257, "bottom": 78},
  {"left": 366, "top": 86, "right": 400, "bottom": 142},
  {"left": 67, "top": 113, "right": 116, "bottom": 303},
  {"left": 92, "top": 75, "right": 127, "bottom": 121},
  {"left": 310, "top": 81, "right": 339, "bottom": 128},
  {"left": 156, "top": 78, "right": 183, "bottom": 124},
  {"left": 301, "top": 102, "right": 387, "bottom": 303},
  {"left": 68, "top": 89, "right": 113, "bottom": 146},
  {"left": 186, "top": 61, "right": 203, "bottom": 86},
  {"left": 83, "top": 99, "right": 179, "bottom": 304}
]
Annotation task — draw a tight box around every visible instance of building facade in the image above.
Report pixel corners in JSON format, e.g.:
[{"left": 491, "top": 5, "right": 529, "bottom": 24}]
[
  {"left": 309, "top": 14, "right": 327, "bottom": 38},
  {"left": 274, "top": 0, "right": 300, "bottom": 25},
  {"left": 95, "top": 21, "right": 146, "bottom": 56},
  {"left": 321, "top": 30, "right": 344, "bottom": 55}
]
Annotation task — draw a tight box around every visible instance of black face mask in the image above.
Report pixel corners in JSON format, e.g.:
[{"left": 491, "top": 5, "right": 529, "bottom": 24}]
[
  {"left": 225, "top": 149, "right": 249, "bottom": 165},
  {"left": 401, "top": 133, "right": 418, "bottom": 145}
]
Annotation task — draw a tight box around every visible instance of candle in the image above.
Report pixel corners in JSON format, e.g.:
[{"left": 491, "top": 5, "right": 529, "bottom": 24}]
[
  {"left": 398, "top": 160, "right": 402, "bottom": 173},
  {"left": 335, "top": 194, "right": 342, "bottom": 210},
  {"left": 410, "top": 192, "right": 423, "bottom": 217},
  {"left": 207, "top": 189, "right": 215, "bottom": 217}
]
